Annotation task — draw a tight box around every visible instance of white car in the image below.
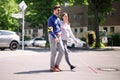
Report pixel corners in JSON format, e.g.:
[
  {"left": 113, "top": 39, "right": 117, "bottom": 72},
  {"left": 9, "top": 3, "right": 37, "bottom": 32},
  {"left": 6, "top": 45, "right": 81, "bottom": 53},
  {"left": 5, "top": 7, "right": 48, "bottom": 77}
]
[
  {"left": 67, "top": 38, "right": 86, "bottom": 48},
  {"left": 32, "top": 37, "right": 46, "bottom": 47},
  {"left": 0, "top": 30, "right": 20, "bottom": 50},
  {"left": 20, "top": 40, "right": 33, "bottom": 47},
  {"left": 20, "top": 37, "right": 46, "bottom": 47}
]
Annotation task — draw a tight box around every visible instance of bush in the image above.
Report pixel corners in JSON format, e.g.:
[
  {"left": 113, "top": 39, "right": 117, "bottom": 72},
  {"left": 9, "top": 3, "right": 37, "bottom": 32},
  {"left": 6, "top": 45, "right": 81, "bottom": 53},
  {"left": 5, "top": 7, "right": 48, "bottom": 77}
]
[
  {"left": 91, "top": 42, "right": 105, "bottom": 48},
  {"left": 24, "top": 36, "right": 32, "bottom": 40},
  {"left": 80, "top": 37, "right": 86, "bottom": 42},
  {"left": 45, "top": 43, "right": 50, "bottom": 48},
  {"left": 107, "top": 33, "right": 120, "bottom": 46}
]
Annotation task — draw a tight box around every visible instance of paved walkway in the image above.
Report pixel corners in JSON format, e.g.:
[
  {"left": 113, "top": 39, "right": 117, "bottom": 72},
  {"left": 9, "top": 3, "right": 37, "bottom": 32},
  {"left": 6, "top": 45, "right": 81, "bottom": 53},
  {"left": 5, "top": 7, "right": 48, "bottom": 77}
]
[{"left": 0, "top": 47, "right": 120, "bottom": 80}]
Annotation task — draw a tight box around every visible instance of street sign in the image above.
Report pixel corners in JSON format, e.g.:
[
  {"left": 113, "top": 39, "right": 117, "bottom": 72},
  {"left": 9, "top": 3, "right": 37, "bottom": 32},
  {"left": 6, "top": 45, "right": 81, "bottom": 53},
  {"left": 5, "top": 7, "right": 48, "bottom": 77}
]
[
  {"left": 12, "top": 12, "right": 23, "bottom": 19},
  {"left": 19, "top": 1, "right": 27, "bottom": 11},
  {"left": 18, "top": 1, "right": 27, "bottom": 50}
]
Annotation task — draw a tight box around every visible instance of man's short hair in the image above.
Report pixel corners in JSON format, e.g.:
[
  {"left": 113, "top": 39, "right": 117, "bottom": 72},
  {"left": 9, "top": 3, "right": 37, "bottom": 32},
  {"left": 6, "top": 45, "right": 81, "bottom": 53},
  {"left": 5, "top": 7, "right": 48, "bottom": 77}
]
[{"left": 53, "top": 5, "right": 60, "bottom": 10}]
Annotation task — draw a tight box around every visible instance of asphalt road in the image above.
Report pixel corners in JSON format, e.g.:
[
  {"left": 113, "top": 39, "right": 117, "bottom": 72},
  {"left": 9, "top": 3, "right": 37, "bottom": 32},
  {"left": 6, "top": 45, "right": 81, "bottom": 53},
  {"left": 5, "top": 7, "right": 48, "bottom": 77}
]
[{"left": 0, "top": 47, "right": 120, "bottom": 80}]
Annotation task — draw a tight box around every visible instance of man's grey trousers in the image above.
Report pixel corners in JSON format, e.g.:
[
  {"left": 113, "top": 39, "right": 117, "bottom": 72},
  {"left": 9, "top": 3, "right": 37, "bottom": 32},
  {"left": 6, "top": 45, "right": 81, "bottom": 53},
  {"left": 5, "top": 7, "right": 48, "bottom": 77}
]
[{"left": 48, "top": 34, "right": 64, "bottom": 68}]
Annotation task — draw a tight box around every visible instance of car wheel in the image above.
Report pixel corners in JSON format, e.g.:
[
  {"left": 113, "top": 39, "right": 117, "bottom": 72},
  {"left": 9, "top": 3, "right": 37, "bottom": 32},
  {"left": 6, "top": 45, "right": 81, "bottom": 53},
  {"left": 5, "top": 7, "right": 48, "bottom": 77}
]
[
  {"left": 10, "top": 41, "right": 19, "bottom": 50},
  {"left": 71, "top": 44, "right": 75, "bottom": 48},
  {"left": 0, "top": 48, "right": 5, "bottom": 51},
  {"left": 83, "top": 43, "right": 87, "bottom": 47}
]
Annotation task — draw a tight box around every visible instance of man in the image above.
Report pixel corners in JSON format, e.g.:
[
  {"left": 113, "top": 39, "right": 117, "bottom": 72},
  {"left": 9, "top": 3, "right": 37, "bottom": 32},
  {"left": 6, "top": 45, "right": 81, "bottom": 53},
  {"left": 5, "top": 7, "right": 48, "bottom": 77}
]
[{"left": 47, "top": 5, "right": 64, "bottom": 72}]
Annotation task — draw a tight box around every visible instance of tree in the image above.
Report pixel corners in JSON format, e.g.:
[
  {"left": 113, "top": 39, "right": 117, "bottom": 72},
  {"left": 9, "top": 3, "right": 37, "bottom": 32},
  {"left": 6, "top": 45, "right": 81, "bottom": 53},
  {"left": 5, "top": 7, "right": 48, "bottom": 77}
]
[{"left": 0, "top": 0, "right": 18, "bottom": 30}]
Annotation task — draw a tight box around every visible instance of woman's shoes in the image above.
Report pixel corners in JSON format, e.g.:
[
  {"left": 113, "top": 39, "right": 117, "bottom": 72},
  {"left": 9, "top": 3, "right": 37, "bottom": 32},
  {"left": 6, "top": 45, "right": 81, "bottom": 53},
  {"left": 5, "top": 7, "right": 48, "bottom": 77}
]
[{"left": 70, "top": 65, "right": 76, "bottom": 70}]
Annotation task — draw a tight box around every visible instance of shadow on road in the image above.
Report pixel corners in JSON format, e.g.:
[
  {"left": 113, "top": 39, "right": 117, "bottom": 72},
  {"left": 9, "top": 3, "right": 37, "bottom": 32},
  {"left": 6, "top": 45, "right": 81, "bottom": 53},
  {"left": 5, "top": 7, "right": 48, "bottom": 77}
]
[
  {"left": 19, "top": 47, "right": 50, "bottom": 53},
  {"left": 14, "top": 69, "right": 52, "bottom": 74},
  {"left": 14, "top": 69, "right": 75, "bottom": 74}
]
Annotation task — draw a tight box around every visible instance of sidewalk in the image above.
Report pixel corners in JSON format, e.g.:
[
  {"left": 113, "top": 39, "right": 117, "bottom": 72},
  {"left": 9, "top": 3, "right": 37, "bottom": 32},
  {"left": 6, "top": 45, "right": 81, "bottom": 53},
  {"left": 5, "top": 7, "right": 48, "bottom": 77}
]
[
  {"left": 0, "top": 48, "right": 120, "bottom": 80},
  {"left": 105, "top": 46, "right": 120, "bottom": 49},
  {"left": 74, "top": 46, "right": 120, "bottom": 51}
]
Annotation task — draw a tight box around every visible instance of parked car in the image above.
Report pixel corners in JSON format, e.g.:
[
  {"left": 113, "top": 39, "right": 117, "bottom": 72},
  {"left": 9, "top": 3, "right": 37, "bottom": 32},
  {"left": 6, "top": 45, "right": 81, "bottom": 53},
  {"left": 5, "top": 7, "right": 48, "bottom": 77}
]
[
  {"left": 32, "top": 37, "right": 46, "bottom": 47},
  {"left": 67, "top": 38, "right": 86, "bottom": 48},
  {"left": 20, "top": 40, "right": 33, "bottom": 47},
  {"left": 20, "top": 37, "right": 46, "bottom": 47},
  {"left": 0, "top": 30, "right": 20, "bottom": 50}
]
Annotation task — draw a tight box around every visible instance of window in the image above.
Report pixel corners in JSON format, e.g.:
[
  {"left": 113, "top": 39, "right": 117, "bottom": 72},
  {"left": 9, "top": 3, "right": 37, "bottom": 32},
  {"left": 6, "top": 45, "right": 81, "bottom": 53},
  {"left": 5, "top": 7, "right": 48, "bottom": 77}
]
[
  {"left": 25, "top": 30, "right": 27, "bottom": 35},
  {"left": 103, "top": 27, "right": 107, "bottom": 32},
  {"left": 109, "top": 12, "right": 115, "bottom": 16},
  {"left": 33, "top": 29, "right": 38, "bottom": 34},
  {"left": 80, "top": 28, "right": 83, "bottom": 33},
  {"left": 73, "top": 14, "right": 78, "bottom": 20},
  {"left": 29, "top": 30, "right": 31, "bottom": 34},
  {"left": 74, "top": 28, "right": 78, "bottom": 33},
  {"left": 110, "top": 27, "right": 114, "bottom": 32},
  {"left": 73, "top": 13, "right": 84, "bottom": 20},
  {"left": 0, "top": 31, "right": 1, "bottom": 35},
  {"left": 79, "top": 13, "right": 84, "bottom": 19},
  {"left": 1, "top": 31, "right": 13, "bottom": 35}
]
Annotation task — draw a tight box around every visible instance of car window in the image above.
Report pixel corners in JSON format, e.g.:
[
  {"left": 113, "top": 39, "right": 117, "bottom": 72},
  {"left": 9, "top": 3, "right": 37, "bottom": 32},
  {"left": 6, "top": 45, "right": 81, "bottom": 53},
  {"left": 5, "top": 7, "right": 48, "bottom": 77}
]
[
  {"left": 0, "top": 31, "right": 13, "bottom": 35},
  {"left": 35, "top": 38, "right": 41, "bottom": 40},
  {"left": 34, "top": 38, "right": 45, "bottom": 40},
  {"left": 0, "top": 31, "right": 2, "bottom": 35}
]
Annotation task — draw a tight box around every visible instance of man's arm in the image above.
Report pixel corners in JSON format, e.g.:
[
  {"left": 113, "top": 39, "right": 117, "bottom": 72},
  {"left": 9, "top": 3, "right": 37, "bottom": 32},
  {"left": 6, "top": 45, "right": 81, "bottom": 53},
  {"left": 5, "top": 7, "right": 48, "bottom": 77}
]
[{"left": 47, "top": 18, "right": 57, "bottom": 39}]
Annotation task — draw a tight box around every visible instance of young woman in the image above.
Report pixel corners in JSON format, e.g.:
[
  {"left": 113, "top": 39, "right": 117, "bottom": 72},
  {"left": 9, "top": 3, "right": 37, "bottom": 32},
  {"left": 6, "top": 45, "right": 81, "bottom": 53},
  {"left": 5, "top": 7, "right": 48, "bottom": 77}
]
[{"left": 61, "top": 12, "right": 77, "bottom": 70}]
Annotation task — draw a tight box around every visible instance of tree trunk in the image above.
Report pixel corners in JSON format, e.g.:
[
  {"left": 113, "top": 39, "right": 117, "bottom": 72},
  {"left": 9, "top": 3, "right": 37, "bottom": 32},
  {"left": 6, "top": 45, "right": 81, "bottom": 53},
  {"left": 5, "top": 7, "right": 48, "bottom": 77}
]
[
  {"left": 43, "top": 23, "right": 49, "bottom": 47},
  {"left": 94, "top": 8, "right": 100, "bottom": 48}
]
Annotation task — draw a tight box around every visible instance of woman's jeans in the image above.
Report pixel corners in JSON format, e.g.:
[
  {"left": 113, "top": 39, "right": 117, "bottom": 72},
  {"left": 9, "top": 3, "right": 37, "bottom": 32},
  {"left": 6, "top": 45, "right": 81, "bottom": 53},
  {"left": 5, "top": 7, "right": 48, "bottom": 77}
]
[{"left": 62, "top": 40, "right": 72, "bottom": 67}]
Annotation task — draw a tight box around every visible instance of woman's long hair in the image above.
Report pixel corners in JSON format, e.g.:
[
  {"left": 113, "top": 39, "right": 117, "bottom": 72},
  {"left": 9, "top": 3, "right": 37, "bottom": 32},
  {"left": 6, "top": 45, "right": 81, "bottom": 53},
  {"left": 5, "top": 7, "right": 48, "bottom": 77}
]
[{"left": 61, "top": 12, "right": 70, "bottom": 25}]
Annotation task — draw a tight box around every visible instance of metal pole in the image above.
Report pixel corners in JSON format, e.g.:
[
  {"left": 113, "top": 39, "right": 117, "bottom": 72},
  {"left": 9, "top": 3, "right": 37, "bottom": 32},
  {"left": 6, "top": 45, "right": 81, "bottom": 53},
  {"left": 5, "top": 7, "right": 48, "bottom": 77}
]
[{"left": 22, "top": 7, "right": 25, "bottom": 50}]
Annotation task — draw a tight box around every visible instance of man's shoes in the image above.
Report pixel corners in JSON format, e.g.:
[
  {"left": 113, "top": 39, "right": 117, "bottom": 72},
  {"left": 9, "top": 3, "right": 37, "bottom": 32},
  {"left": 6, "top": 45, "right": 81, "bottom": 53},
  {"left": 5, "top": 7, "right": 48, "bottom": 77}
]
[
  {"left": 50, "top": 67, "right": 59, "bottom": 72},
  {"left": 70, "top": 65, "right": 76, "bottom": 70},
  {"left": 55, "top": 65, "right": 62, "bottom": 71}
]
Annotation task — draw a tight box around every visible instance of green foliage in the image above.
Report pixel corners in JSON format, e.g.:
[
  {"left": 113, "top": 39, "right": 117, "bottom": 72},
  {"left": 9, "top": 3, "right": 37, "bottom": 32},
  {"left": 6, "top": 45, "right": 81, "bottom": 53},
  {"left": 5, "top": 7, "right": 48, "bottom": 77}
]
[
  {"left": 15, "top": 0, "right": 57, "bottom": 27},
  {"left": 0, "top": 0, "right": 18, "bottom": 30},
  {"left": 24, "top": 36, "right": 32, "bottom": 40},
  {"left": 107, "top": 33, "right": 120, "bottom": 46},
  {"left": 73, "top": 0, "right": 88, "bottom": 5},
  {"left": 80, "top": 37, "right": 86, "bottom": 42},
  {"left": 45, "top": 43, "right": 50, "bottom": 48},
  {"left": 91, "top": 42, "right": 105, "bottom": 48},
  {"left": 0, "top": 0, "right": 59, "bottom": 30}
]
